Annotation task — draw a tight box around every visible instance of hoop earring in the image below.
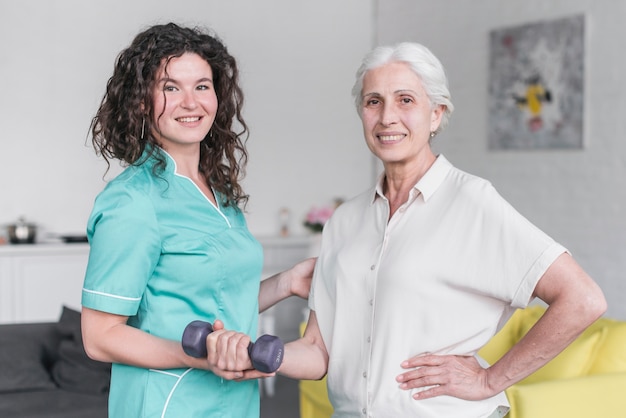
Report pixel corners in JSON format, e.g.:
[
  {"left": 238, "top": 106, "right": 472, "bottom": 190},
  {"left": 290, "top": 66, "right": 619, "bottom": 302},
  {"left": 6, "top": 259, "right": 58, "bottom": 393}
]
[{"left": 140, "top": 117, "right": 146, "bottom": 140}]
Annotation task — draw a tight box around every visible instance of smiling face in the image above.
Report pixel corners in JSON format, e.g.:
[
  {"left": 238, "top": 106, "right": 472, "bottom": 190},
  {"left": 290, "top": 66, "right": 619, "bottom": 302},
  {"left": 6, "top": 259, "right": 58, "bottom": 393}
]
[
  {"left": 360, "top": 61, "right": 443, "bottom": 171},
  {"left": 150, "top": 52, "right": 218, "bottom": 152}
]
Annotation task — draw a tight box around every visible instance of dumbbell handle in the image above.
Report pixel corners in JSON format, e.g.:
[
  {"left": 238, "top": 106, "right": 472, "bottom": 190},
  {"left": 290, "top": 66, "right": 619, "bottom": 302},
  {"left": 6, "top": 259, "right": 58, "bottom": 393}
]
[{"left": 181, "top": 320, "right": 284, "bottom": 373}]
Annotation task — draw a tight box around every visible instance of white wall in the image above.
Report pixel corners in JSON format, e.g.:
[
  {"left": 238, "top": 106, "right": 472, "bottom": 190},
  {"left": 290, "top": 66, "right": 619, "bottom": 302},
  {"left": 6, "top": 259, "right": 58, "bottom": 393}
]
[
  {"left": 0, "top": 0, "right": 374, "bottom": 237},
  {"left": 377, "top": 0, "right": 626, "bottom": 319},
  {"left": 2, "top": 0, "right": 623, "bottom": 320}
]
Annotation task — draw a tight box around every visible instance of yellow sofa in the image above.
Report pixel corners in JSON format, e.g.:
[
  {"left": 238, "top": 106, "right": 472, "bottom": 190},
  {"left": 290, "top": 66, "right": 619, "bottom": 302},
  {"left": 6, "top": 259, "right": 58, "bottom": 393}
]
[{"left": 299, "top": 306, "right": 626, "bottom": 418}]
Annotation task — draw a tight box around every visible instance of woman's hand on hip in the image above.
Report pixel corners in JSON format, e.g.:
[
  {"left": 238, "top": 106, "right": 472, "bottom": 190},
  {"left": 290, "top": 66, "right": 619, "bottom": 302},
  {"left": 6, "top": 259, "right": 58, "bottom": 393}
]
[{"left": 396, "top": 353, "right": 495, "bottom": 401}]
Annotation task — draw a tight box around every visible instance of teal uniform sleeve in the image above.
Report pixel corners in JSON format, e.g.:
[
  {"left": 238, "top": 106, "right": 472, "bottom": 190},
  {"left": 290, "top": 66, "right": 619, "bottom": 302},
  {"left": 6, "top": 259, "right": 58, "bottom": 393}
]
[{"left": 82, "top": 182, "right": 161, "bottom": 316}]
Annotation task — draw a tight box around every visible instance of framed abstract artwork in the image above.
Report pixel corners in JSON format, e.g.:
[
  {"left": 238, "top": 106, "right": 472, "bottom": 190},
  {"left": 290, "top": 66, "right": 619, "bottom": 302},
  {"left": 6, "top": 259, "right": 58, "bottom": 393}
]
[{"left": 488, "top": 14, "right": 585, "bottom": 150}]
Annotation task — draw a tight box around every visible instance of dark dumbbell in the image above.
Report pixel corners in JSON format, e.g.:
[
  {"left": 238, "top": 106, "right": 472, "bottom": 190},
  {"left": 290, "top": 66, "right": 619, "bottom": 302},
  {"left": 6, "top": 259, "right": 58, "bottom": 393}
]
[{"left": 182, "top": 320, "right": 284, "bottom": 373}]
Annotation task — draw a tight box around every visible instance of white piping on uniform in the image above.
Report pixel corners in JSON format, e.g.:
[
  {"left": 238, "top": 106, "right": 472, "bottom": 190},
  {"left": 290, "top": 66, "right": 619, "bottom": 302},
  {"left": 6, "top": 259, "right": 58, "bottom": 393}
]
[
  {"left": 149, "top": 369, "right": 182, "bottom": 378},
  {"left": 82, "top": 288, "right": 141, "bottom": 301},
  {"left": 176, "top": 173, "right": 232, "bottom": 228},
  {"left": 159, "top": 368, "right": 194, "bottom": 418},
  {"left": 162, "top": 148, "right": 232, "bottom": 228}
]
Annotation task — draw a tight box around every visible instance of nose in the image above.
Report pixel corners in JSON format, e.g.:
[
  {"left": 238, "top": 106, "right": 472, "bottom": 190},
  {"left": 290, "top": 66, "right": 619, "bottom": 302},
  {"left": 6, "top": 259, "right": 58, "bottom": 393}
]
[
  {"left": 380, "top": 103, "right": 398, "bottom": 126},
  {"left": 181, "top": 90, "right": 198, "bottom": 109}
]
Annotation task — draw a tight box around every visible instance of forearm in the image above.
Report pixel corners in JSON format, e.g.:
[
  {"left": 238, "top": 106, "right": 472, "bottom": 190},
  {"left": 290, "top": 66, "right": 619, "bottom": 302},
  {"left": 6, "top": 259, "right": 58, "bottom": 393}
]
[
  {"left": 81, "top": 307, "right": 207, "bottom": 370},
  {"left": 486, "top": 305, "right": 589, "bottom": 392},
  {"left": 279, "top": 337, "right": 328, "bottom": 380},
  {"left": 278, "top": 310, "right": 328, "bottom": 380},
  {"left": 258, "top": 257, "right": 316, "bottom": 312},
  {"left": 258, "top": 272, "right": 292, "bottom": 312}
]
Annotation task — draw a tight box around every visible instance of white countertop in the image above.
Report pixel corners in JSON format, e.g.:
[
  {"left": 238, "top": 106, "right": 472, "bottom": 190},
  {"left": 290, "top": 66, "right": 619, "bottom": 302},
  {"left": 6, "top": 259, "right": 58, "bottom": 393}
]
[{"left": 0, "top": 242, "right": 90, "bottom": 255}]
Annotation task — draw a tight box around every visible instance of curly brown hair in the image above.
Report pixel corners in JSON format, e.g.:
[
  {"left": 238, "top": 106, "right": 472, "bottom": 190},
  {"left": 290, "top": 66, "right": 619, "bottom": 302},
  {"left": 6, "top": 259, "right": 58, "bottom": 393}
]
[{"left": 91, "top": 22, "right": 249, "bottom": 207}]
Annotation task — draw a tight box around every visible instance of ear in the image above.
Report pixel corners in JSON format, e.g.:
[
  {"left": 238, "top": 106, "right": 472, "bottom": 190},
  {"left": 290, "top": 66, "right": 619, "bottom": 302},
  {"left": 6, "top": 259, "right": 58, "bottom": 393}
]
[{"left": 430, "top": 104, "right": 445, "bottom": 132}]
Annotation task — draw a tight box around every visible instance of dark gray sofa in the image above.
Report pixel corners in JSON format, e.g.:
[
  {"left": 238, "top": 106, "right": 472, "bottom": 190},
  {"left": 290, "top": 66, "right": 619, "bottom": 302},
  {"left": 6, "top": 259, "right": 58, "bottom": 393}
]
[{"left": 0, "top": 307, "right": 110, "bottom": 418}]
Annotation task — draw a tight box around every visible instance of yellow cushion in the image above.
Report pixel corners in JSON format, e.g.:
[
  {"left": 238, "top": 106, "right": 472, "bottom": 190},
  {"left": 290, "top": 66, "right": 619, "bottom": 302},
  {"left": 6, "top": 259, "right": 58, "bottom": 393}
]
[
  {"left": 478, "top": 316, "right": 518, "bottom": 365},
  {"left": 506, "top": 373, "right": 626, "bottom": 418},
  {"left": 300, "top": 378, "right": 333, "bottom": 418},
  {"left": 587, "top": 320, "right": 626, "bottom": 374}
]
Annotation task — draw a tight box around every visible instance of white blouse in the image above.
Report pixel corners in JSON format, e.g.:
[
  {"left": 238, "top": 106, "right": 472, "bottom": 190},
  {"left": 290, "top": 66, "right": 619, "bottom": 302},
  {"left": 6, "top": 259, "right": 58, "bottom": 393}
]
[{"left": 310, "top": 155, "right": 566, "bottom": 418}]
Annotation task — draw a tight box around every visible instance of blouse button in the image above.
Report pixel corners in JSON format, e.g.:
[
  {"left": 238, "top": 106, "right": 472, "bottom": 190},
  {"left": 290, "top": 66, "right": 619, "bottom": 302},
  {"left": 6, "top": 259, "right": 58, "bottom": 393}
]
[{"left": 370, "top": 264, "right": 375, "bottom": 270}]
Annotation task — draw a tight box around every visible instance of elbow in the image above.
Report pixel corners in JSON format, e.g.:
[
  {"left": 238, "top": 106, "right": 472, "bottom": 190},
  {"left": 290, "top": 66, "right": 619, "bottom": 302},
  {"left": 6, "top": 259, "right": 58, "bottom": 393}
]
[
  {"left": 588, "top": 278, "right": 608, "bottom": 318},
  {"left": 314, "top": 366, "right": 328, "bottom": 381},
  {"left": 307, "top": 343, "right": 329, "bottom": 381},
  {"left": 311, "top": 343, "right": 330, "bottom": 381},
  {"left": 81, "top": 320, "right": 114, "bottom": 363},
  {"left": 307, "top": 358, "right": 328, "bottom": 381},
  {"left": 80, "top": 307, "right": 126, "bottom": 363},
  {"left": 579, "top": 284, "right": 608, "bottom": 325},
  {"left": 82, "top": 334, "right": 108, "bottom": 362},
  {"left": 589, "top": 291, "right": 608, "bottom": 320}
]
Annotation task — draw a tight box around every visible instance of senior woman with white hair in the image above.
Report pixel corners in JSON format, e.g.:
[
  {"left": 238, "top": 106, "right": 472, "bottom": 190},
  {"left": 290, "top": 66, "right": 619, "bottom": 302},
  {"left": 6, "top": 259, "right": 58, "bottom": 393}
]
[{"left": 208, "top": 42, "right": 606, "bottom": 418}]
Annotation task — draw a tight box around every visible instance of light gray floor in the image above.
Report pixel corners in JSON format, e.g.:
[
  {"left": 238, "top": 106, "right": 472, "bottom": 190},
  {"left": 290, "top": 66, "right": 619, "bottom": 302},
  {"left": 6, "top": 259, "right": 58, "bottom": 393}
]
[{"left": 260, "top": 296, "right": 308, "bottom": 418}]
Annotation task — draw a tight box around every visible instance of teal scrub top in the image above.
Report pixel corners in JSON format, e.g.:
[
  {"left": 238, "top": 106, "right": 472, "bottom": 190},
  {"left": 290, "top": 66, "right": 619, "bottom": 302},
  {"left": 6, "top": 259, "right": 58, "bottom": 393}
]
[{"left": 82, "top": 148, "right": 264, "bottom": 418}]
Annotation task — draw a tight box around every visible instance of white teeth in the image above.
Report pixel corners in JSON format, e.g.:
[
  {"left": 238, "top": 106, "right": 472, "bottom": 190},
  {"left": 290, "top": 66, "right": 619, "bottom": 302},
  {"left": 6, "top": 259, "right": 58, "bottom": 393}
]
[
  {"left": 178, "top": 117, "right": 200, "bottom": 123},
  {"left": 378, "top": 134, "right": 404, "bottom": 142}
]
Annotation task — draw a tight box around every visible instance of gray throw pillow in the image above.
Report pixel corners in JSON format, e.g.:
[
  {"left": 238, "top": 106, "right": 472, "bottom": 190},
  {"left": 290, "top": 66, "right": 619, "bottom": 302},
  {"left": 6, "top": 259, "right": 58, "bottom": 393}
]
[{"left": 0, "top": 339, "right": 57, "bottom": 393}]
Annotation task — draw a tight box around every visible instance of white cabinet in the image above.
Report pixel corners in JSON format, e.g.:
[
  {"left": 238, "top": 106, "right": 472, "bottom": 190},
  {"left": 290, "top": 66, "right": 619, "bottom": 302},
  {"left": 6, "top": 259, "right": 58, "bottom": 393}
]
[{"left": 0, "top": 243, "right": 89, "bottom": 323}]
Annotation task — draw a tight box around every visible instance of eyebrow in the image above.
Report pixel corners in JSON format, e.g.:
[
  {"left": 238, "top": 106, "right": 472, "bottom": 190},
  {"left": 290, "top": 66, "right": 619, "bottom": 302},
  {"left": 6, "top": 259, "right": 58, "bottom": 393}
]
[
  {"left": 157, "top": 77, "right": 214, "bottom": 84},
  {"left": 362, "top": 89, "right": 420, "bottom": 100}
]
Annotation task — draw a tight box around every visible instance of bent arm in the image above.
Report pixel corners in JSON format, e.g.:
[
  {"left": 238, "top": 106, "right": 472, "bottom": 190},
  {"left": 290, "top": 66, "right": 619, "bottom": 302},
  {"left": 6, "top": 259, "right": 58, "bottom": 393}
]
[
  {"left": 485, "top": 252, "right": 607, "bottom": 393},
  {"left": 398, "top": 252, "right": 607, "bottom": 401},
  {"left": 241, "top": 309, "right": 329, "bottom": 381},
  {"left": 81, "top": 307, "right": 231, "bottom": 374}
]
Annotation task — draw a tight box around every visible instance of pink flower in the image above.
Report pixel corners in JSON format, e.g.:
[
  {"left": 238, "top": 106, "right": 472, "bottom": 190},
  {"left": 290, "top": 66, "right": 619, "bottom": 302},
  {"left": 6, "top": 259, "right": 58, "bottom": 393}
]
[
  {"left": 304, "top": 199, "right": 344, "bottom": 233},
  {"left": 306, "top": 206, "right": 331, "bottom": 224}
]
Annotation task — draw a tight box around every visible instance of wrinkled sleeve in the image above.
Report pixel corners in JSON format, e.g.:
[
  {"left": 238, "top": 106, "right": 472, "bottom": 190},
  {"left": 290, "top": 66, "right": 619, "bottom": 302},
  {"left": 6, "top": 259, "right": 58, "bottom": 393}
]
[{"left": 475, "top": 182, "right": 568, "bottom": 308}]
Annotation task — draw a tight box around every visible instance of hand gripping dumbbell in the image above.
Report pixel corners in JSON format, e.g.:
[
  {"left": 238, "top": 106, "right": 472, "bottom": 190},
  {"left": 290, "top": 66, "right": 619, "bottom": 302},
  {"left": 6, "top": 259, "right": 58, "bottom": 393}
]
[{"left": 181, "top": 320, "right": 284, "bottom": 373}]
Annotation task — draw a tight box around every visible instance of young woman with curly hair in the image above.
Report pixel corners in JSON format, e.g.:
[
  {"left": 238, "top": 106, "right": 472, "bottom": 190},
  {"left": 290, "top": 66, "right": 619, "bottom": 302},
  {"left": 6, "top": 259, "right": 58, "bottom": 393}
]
[{"left": 81, "top": 23, "right": 314, "bottom": 418}]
